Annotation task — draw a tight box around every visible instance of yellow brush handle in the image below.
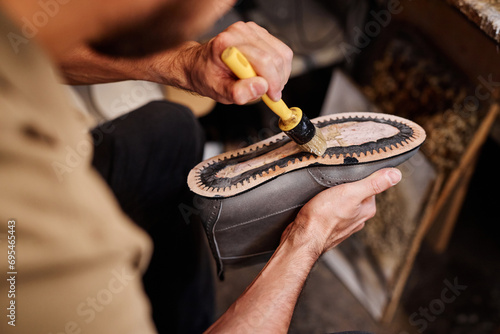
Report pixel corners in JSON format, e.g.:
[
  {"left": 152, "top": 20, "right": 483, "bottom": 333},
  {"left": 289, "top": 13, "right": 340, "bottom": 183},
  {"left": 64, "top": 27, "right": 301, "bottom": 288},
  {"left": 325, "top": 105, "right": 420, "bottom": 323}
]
[{"left": 221, "top": 46, "right": 293, "bottom": 121}]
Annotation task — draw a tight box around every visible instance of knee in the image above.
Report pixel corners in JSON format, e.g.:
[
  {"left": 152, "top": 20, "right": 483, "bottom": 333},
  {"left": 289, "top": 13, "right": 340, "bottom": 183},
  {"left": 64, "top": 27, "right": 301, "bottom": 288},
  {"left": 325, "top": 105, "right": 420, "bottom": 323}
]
[{"left": 140, "top": 100, "right": 205, "bottom": 162}]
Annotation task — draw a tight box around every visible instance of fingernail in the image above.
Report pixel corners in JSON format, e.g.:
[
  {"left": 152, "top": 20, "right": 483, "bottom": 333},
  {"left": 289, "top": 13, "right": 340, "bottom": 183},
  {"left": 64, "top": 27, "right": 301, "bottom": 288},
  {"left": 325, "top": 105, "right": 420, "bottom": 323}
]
[
  {"left": 249, "top": 82, "right": 258, "bottom": 99},
  {"left": 271, "top": 91, "right": 282, "bottom": 102},
  {"left": 386, "top": 169, "right": 402, "bottom": 185}
]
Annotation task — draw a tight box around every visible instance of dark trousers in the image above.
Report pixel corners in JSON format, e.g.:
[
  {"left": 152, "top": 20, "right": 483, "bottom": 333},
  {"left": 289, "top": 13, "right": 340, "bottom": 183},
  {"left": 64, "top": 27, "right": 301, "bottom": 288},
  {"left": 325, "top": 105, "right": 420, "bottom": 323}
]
[{"left": 91, "top": 101, "right": 214, "bottom": 334}]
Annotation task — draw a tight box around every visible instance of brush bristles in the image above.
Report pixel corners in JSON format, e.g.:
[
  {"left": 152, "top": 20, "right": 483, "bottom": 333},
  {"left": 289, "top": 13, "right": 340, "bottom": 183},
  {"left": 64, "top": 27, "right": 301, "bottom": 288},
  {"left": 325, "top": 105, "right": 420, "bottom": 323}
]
[{"left": 299, "top": 126, "right": 327, "bottom": 156}]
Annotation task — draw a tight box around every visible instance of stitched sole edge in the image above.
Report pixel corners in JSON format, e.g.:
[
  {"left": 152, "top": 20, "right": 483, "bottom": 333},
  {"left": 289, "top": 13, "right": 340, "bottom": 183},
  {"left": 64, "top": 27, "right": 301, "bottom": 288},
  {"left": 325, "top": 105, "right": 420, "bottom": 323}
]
[{"left": 188, "top": 112, "right": 426, "bottom": 197}]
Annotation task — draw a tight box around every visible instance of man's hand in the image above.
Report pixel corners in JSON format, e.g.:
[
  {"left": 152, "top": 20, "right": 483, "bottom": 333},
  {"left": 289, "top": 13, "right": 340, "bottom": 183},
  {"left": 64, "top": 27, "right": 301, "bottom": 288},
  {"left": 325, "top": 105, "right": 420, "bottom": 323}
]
[
  {"left": 60, "top": 22, "right": 293, "bottom": 106},
  {"left": 206, "top": 168, "right": 402, "bottom": 333},
  {"left": 181, "top": 21, "right": 293, "bottom": 104},
  {"left": 284, "top": 167, "right": 403, "bottom": 257}
]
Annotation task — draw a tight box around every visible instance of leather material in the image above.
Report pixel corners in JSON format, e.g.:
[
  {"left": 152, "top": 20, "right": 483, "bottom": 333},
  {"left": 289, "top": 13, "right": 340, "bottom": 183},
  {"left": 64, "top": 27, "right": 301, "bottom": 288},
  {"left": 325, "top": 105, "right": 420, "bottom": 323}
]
[
  {"left": 188, "top": 112, "right": 426, "bottom": 278},
  {"left": 189, "top": 112, "right": 426, "bottom": 198},
  {"left": 196, "top": 149, "right": 419, "bottom": 278}
]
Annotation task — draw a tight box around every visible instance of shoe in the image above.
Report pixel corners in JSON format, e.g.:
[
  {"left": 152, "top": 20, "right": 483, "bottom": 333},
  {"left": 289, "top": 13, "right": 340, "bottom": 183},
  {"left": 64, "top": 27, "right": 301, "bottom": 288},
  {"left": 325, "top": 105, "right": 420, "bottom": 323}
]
[{"left": 188, "top": 112, "right": 425, "bottom": 278}]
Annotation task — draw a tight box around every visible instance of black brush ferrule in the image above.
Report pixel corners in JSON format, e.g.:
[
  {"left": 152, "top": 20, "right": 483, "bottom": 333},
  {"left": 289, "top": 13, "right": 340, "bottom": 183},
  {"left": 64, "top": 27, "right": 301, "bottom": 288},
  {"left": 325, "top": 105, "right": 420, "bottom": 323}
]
[{"left": 284, "top": 113, "right": 316, "bottom": 145}]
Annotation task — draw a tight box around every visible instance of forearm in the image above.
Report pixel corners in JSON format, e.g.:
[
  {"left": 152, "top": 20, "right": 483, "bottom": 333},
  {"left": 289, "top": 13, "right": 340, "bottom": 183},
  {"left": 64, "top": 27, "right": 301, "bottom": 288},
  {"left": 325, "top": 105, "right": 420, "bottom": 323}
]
[
  {"left": 58, "top": 22, "right": 294, "bottom": 104},
  {"left": 58, "top": 42, "right": 201, "bottom": 89},
  {"left": 205, "top": 227, "right": 319, "bottom": 333}
]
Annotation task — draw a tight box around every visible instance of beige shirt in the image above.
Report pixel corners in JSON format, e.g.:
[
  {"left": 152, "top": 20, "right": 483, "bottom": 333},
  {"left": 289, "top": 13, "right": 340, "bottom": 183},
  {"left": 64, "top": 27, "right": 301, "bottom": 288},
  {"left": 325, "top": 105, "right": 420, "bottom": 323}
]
[{"left": 0, "top": 12, "right": 156, "bottom": 334}]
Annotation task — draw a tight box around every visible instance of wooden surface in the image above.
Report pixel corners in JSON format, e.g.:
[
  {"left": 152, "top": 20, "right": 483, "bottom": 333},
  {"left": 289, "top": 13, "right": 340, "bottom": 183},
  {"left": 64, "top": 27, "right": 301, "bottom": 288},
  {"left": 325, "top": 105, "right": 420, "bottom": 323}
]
[
  {"left": 426, "top": 103, "right": 500, "bottom": 252},
  {"left": 447, "top": 0, "right": 500, "bottom": 43},
  {"left": 426, "top": 159, "right": 477, "bottom": 253},
  {"left": 394, "top": 0, "right": 500, "bottom": 86},
  {"left": 426, "top": 104, "right": 499, "bottom": 228}
]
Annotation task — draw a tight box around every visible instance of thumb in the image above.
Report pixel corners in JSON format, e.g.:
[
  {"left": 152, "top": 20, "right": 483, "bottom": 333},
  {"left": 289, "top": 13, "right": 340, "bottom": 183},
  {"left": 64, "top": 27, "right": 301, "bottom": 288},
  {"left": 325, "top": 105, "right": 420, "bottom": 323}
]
[
  {"left": 231, "top": 76, "right": 268, "bottom": 105},
  {"left": 352, "top": 168, "right": 402, "bottom": 200}
]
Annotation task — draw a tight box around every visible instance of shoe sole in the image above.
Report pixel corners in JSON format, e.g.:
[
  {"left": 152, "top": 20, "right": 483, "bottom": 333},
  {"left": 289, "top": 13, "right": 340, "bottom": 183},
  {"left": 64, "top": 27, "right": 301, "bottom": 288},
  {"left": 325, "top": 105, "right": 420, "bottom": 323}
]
[{"left": 188, "top": 112, "right": 426, "bottom": 198}]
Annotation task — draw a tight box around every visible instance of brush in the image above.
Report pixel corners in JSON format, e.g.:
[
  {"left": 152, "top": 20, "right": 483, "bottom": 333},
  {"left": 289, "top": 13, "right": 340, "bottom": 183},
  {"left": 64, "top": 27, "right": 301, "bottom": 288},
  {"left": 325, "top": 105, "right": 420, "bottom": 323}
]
[{"left": 221, "top": 46, "right": 327, "bottom": 156}]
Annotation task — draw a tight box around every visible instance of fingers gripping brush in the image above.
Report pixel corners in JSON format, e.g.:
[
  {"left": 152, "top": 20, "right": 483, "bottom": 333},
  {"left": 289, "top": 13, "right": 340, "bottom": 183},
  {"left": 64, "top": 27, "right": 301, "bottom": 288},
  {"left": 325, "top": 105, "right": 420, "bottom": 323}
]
[{"left": 221, "top": 47, "right": 327, "bottom": 156}]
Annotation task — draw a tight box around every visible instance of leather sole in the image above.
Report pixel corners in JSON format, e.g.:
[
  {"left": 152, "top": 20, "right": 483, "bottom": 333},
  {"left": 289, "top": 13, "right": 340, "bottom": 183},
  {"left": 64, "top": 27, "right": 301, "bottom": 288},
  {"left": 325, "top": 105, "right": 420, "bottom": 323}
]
[{"left": 188, "top": 112, "right": 426, "bottom": 198}]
